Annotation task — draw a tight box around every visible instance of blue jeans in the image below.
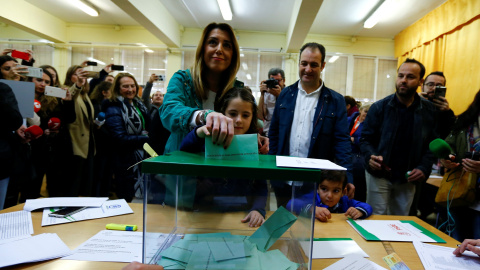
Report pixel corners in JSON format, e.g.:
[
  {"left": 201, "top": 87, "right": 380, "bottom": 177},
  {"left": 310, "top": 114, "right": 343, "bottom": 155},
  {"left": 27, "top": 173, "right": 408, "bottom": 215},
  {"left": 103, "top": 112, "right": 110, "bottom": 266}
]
[
  {"left": 366, "top": 171, "right": 416, "bottom": 215},
  {"left": 0, "top": 177, "right": 9, "bottom": 210}
]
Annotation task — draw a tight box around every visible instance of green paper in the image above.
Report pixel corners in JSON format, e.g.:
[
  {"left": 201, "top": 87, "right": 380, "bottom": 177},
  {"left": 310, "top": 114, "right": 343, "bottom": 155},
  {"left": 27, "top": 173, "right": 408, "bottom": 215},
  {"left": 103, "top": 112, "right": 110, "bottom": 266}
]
[
  {"left": 247, "top": 206, "right": 297, "bottom": 252},
  {"left": 347, "top": 218, "right": 380, "bottom": 241},
  {"left": 186, "top": 242, "right": 261, "bottom": 270},
  {"left": 258, "top": 249, "right": 299, "bottom": 270},
  {"left": 205, "top": 134, "right": 259, "bottom": 161},
  {"left": 160, "top": 239, "right": 197, "bottom": 263},
  {"left": 159, "top": 257, "right": 186, "bottom": 269},
  {"left": 207, "top": 238, "right": 249, "bottom": 261}
]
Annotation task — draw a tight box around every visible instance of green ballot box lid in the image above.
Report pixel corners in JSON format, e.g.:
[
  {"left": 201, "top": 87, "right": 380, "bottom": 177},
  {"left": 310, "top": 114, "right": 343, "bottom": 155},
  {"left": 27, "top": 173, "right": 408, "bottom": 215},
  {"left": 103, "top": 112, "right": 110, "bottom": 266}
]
[{"left": 142, "top": 151, "right": 322, "bottom": 181}]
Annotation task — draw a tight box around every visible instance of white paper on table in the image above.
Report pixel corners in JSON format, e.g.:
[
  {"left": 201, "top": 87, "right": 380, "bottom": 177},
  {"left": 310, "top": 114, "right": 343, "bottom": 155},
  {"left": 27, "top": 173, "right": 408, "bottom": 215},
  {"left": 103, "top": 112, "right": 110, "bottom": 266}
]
[
  {"left": 312, "top": 239, "right": 369, "bottom": 259},
  {"left": 0, "top": 233, "right": 72, "bottom": 268},
  {"left": 323, "top": 254, "right": 387, "bottom": 270},
  {"left": 347, "top": 220, "right": 439, "bottom": 242},
  {"left": 24, "top": 197, "right": 108, "bottom": 211},
  {"left": 41, "top": 199, "right": 133, "bottom": 226},
  {"left": 0, "top": 235, "right": 31, "bottom": 245},
  {"left": 0, "top": 210, "right": 33, "bottom": 240},
  {"left": 276, "top": 156, "right": 347, "bottom": 170},
  {"left": 413, "top": 241, "right": 480, "bottom": 270},
  {"left": 62, "top": 230, "right": 143, "bottom": 263}
]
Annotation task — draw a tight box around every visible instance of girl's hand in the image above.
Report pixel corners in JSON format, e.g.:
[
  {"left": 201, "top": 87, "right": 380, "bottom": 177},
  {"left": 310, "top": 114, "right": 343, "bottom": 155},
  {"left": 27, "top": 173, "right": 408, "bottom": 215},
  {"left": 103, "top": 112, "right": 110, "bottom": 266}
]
[
  {"left": 462, "top": 158, "right": 480, "bottom": 174},
  {"left": 75, "top": 69, "right": 89, "bottom": 88},
  {"left": 315, "top": 207, "right": 331, "bottom": 222},
  {"left": 453, "top": 239, "right": 480, "bottom": 257},
  {"left": 257, "top": 134, "right": 269, "bottom": 154},
  {"left": 63, "top": 88, "right": 72, "bottom": 101},
  {"left": 195, "top": 125, "right": 211, "bottom": 138},
  {"left": 440, "top": 158, "right": 459, "bottom": 169},
  {"left": 205, "top": 112, "right": 234, "bottom": 148},
  {"left": 241, "top": 210, "right": 265, "bottom": 227},
  {"left": 345, "top": 207, "right": 363, "bottom": 220}
]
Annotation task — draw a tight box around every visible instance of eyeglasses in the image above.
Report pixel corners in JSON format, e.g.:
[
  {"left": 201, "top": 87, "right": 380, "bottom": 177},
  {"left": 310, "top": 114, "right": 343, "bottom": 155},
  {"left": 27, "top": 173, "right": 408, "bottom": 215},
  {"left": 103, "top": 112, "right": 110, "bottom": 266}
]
[{"left": 425, "top": 82, "right": 444, "bottom": 87}]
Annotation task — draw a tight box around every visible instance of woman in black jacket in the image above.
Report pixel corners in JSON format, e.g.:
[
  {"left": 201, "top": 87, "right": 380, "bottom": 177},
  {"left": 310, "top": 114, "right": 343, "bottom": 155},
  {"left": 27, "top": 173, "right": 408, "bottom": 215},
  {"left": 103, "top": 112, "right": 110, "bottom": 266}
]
[{"left": 103, "top": 73, "right": 150, "bottom": 202}]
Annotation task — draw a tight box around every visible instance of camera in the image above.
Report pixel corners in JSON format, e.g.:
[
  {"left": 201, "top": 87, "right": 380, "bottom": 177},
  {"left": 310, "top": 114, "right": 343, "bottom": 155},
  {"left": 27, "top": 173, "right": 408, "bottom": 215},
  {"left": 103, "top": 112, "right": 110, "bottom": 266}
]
[
  {"left": 464, "top": 151, "right": 480, "bottom": 161},
  {"left": 265, "top": 79, "right": 279, "bottom": 88}
]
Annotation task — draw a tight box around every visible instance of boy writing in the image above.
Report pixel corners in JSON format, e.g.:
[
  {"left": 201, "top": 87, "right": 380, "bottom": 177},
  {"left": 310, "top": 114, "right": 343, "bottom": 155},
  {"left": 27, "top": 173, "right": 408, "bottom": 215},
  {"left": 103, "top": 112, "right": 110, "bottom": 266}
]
[{"left": 287, "top": 170, "right": 372, "bottom": 222}]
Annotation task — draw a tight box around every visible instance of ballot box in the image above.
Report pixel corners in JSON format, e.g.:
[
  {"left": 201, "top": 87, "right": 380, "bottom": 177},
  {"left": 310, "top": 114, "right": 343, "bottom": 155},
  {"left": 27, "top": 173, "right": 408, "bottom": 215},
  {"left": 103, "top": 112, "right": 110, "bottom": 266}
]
[{"left": 141, "top": 151, "right": 321, "bottom": 270}]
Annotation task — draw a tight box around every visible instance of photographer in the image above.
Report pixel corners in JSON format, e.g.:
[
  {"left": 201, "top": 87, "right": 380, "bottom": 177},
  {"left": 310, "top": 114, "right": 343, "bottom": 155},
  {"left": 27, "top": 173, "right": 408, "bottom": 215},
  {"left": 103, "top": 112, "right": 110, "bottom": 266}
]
[
  {"left": 257, "top": 68, "right": 285, "bottom": 137},
  {"left": 439, "top": 88, "right": 480, "bottom": 242},
  {"left": 420, "top": 71, "right": 455, "bottom": 139}
]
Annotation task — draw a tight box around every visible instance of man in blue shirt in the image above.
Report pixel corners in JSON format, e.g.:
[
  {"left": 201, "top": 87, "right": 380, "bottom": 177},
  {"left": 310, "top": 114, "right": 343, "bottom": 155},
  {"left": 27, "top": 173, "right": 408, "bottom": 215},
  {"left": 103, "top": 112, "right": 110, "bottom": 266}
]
[
  {"left": 268, "top": 42, "right": 353, "bottom": 207},
  {"left": 360, "top": 58, "right": 437, "bottom": 216}
]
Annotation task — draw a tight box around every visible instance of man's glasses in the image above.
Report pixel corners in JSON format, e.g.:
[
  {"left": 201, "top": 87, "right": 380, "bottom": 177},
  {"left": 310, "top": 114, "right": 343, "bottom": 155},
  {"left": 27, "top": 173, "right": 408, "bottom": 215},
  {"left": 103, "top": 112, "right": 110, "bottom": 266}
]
[{"left": 425, "top": 82, "right": 444, "bottom": 87}]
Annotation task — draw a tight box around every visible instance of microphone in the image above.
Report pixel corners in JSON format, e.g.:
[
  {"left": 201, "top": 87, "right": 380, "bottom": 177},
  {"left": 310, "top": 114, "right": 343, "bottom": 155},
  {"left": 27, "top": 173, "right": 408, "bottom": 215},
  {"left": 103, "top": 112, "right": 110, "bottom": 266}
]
[
  {"left": 94, "top": 112, "right": 106, "bottom": 127},
  {"left": 25, "top": 125, "right": 43, "bottom": 140},
  {"left": 34, "top": 100, "right": 41, "bottom": 113},
  {"left": 429, "top": 138, "right": 455, "bottom": 161},
  {"left": 47, "top": 117, "right": 61, "bottom": 131}
]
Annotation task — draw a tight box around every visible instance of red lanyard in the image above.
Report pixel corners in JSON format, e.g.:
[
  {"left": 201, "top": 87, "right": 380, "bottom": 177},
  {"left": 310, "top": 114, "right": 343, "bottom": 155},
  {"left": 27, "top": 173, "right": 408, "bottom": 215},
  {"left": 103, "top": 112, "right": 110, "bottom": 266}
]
[{"left": 350, "top": 116, "right": 360, "bottom": 136}]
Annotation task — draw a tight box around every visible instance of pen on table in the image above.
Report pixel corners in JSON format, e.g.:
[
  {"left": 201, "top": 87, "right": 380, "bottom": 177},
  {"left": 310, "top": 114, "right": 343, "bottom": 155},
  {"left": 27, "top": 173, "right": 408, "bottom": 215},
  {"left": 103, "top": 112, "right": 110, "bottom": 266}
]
[{"left": 106, "top": 223, "right": 138, "bottom": 231}]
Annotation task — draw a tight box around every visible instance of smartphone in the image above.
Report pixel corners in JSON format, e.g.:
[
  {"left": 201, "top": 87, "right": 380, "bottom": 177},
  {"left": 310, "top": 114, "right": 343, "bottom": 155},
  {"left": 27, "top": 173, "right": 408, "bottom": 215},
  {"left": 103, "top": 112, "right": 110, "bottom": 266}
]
[
  {"left": 87, "top": 71, "right": 99, "bottom": 78},
  {"left": 111, "top": 65, "right": 124, "bottom": 71},
  {"left": 17, "top": 65, "right": 43, "bottom": 79},
  {"left": 434, "top": 86, "right": 447, "bottom": 99},
  {"left": 45, "top": 86, "right": 67, "bottom": 98},
  {"left": 48, "top": 207, "right": 87, "bottom": 218},
  {"left": 12, "top": 50, "right": 30, "bottom": 61},
  {"left": 86, "top": 61, "right": 98, "bottom": 66}
]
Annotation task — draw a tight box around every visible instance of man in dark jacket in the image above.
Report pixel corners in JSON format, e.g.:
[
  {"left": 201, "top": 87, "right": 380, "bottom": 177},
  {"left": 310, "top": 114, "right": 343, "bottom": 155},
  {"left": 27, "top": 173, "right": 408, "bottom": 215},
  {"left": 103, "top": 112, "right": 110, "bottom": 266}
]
[
  {"left": 268, "top": 42, "right": 353, "bottom": 208},
  {"left": 360, "top": 58, "right": 438, "bottom": 216}
]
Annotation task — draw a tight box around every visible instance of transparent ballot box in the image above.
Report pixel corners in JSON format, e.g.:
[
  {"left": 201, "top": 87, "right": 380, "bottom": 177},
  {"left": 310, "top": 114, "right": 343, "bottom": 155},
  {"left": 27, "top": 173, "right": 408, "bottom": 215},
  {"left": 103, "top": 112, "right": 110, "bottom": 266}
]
[{"left": 141, "top": 151, "right": 320, "bottom": 270}]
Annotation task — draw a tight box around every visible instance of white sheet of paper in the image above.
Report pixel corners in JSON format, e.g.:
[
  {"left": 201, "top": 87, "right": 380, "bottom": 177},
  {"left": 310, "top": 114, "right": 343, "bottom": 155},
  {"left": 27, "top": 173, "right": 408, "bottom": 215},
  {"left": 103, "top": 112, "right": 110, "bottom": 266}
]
[
  {"left": 0, "top": 233, "right": 72, "bottom": 268},
  {"left": 276, "top": 156, "right": 347, "bottom": 170},
  {"left": 41, "top": 199, "right": 133, "bottom": 226},
  {"left": 312, "top": 239, "right": 369, "bottom": 259},
  {"left": 24, "top": 197, "right": 108, "bottom": 211},
  {"left": 62, "top": 230, "right": 143, "bottom": 263},
  {"left": 45, "top": 86, "right": 66, "bottom": 98},
  {"left": 324, "top": 254, "right": 387, "bottom": 270},
  {"left": 413, "top": 241, "right": 480, "bottom": 270},
  {"left": 348, "top": 220, "right": 439, "bottom": 242},
  {"left": 0, "top": 210, "right": 33, "bottom": 240}
]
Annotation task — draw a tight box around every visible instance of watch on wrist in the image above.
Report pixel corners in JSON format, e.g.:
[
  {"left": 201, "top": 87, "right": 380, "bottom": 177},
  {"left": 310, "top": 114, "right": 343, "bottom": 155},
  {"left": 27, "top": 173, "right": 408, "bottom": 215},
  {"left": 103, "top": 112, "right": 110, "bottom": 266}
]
[{"left": 198, "top": 110, "right": 206, "bottom": 125}]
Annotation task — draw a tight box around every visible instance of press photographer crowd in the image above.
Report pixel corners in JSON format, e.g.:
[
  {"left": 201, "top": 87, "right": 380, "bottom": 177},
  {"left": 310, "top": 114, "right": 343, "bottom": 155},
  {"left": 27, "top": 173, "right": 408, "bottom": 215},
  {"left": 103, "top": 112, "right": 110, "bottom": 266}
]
[{"left": 1, "top": 39, "right": 479, "bottom": 254}]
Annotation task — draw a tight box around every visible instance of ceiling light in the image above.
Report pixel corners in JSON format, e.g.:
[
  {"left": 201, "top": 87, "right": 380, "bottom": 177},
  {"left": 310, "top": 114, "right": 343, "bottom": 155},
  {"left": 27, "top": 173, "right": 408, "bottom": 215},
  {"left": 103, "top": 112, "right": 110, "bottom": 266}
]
[
  {"left": 242, "top": 63, "right": 248, "bottom": 70},
  {"left": 246, "top": 74, "right": 252, "bottom": 80},
  {"left": 240, "top": 53, "right": 244, "bottom": 58},
  {"left": 74, "top": 0, "right": 99, "bottom": 17},
  {"left": 329, "top": 56, "right": 339, "bottom": 63},
  {"left": 217, "top": 0, "right": 233, "bottom": 21},
  {"left": 364, "top": 0, "right": 394, "bottom": 29},
  {"left": 145, "top": 48, "right": 154, "bottom": 53}
]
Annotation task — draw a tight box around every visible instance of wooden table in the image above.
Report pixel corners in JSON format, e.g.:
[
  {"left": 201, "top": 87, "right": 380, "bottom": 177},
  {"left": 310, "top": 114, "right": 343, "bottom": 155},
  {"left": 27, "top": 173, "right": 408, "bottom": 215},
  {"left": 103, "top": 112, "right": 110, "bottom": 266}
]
[{"left": 1, "top": 204, "right": 460, "bottom": 270}]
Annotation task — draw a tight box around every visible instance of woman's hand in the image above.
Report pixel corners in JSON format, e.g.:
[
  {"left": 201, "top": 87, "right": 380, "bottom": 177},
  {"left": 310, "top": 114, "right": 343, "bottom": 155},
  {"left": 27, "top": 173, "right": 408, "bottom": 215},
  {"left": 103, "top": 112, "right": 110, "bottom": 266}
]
[
  {"left": 241, "top": 210, "right": 265, "bottom": 227},
  {"left": 440, "top": 158, "right": 459, "bottom": 170},
  {"left": 63, "top": 88, "right": 72, "bottom": 101},
  {"left": 75, "top": 69, "right": 89, "bottom": 88},
  {"left": 462, "top": 158, "right": 480, "bottom": 173},
  {"left": 195, "top": 125, "right": 210, "bottom": 138},
  {"left": 204, "top": 112, "right": 234, "bottom": 149},
  {"left": 257, "top": 135, "right": 269, "bottom": 154}
]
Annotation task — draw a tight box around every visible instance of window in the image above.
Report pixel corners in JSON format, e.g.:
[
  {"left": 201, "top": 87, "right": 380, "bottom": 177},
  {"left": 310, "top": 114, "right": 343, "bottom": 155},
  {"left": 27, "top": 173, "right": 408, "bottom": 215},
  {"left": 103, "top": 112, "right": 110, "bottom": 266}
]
[
  {"left": 376, "top": 59, "right": 397, "bottom": 100},
  {"left": 352, "top": 57, "right": 376, "bottom": 100},
  {"left": 324, "top": 55, "right": 348, "bottom": 95}
]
